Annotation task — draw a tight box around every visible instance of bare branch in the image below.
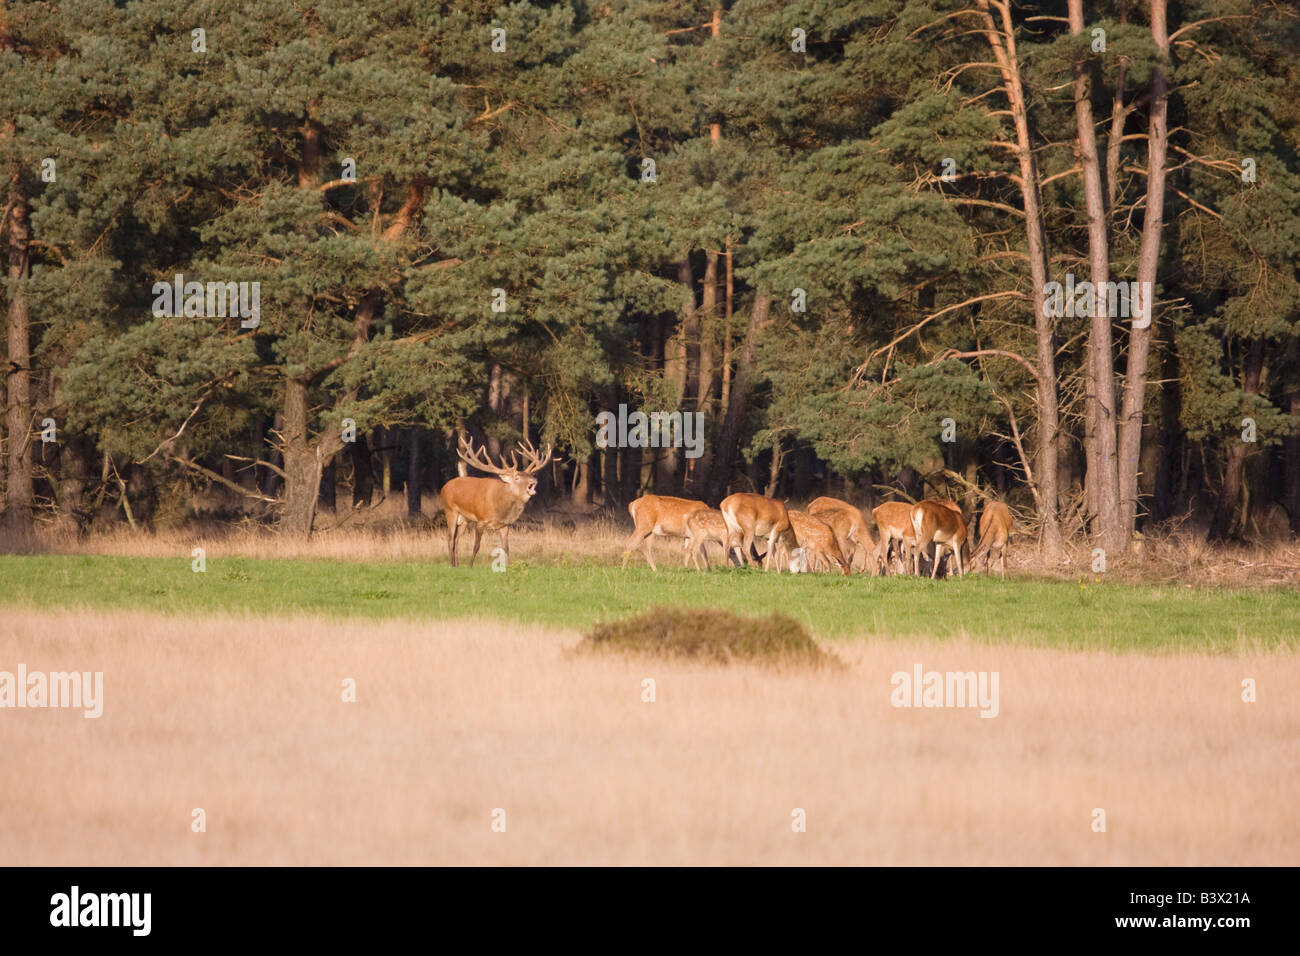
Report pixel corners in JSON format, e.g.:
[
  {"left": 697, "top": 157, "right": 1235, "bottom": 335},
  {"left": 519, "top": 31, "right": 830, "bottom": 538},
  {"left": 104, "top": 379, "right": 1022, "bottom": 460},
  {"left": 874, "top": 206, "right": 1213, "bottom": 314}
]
[
  {"left": 856, "top": 291, "right": 1027, "bottom": 379},
  {"left": 934, "top": 347, "right": 1042, "bottom": 384},
  {"left": 171, "top": 454, "right": 279, "bottom": 503}
]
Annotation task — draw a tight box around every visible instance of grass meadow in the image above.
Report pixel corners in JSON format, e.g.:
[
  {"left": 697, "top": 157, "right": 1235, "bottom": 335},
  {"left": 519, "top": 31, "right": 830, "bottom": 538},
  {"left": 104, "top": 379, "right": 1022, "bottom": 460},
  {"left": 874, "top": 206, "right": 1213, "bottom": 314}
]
[
  {"left": 2, "top": 520, "right": 1297, "bottom": 865},
  {"left": 1, "top": 552, "right": 1298, "bottom": 652}
]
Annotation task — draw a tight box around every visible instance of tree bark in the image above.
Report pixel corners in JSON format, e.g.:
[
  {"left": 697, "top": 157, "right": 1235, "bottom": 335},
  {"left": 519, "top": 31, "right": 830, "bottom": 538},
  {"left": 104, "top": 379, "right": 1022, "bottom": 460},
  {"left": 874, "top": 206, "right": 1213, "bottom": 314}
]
[
  {"left": 701, "top": 251, "right": 719, "bottom": 411},
  {"left": 1152, "top": 340, "right": 1179, "bottom": 522},
  {"left": 1118, "top": 0, "right": 1169, "bottom": 537},
  {"left": 4, "top": 180, "right": 33, "bottom": 535},
  {"left": 486, "top": 363, "right": 504, "bottom": 456},
  {"left": 350, "top": 432, "right": 373, "bottom": 507},
  {"left": 976, "top": 0, "right": 1064, "bottom": 559},
  {"left": 706, "top": 291, "right": 770, "bottom": 504},
  {"left": 680, "top": 258, "right": 701, "bottom": 411},
  {"left": 721, "top": 238, "right": 734, "bottom": 411},
  {"left": 571, "top": 457, "right": 590, "bottom": 507},
  {"left": 603, "top": 384, "right": 621, "bottom": 507},
  {"left": 261, "top": 412, "right": 285, "bottom": 498},
  {"left": 1211, "top": 338, "right": 1264, "bottom": 540},
  {"left": 278, "top": 287, "right": 375, "bottom": 535},
  {"left": 280, "top": 377, "right": 325, "bottom": 535},
  {"left": 1069, "top": 0, "right": 1124, "bottom": 554},
  {"left": 406, "top": 427, "right": 421, "bottom": 517},
  {"left": 319, "top": 456, "right": 336, "bottom": 513},
  {"left": 1284, "top": 340, "right": 1300, "bottom": 533}
]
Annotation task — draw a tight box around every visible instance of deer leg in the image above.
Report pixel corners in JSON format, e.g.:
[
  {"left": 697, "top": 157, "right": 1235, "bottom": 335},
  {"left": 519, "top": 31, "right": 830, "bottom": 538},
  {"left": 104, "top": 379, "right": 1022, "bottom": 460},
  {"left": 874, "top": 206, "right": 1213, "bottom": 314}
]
[
  {"left": 724, "top": 531, "right": 743, "bottom": 567},
  {"left": 623, "top": 528, "right": 649, "bottom": 570},
  {"left": 642, "top": 532, "right": 658, "bottom": 572},
  {"left": 499, "top": 526, "right": 509, "bottom": 566},
  {"left": 469, "top": 525, "right": 484, "bottom": 567},
  {"left": 690, "top": 537, "right": 711, "bottom": 572},
  {"left": 447, "top": 510, "right": 460, "bottom": 567}
]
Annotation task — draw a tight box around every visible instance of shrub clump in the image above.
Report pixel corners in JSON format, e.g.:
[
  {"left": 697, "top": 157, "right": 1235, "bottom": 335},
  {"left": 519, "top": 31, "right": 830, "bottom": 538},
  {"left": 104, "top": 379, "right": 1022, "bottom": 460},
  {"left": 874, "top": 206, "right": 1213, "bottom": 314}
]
[{"left": 578, "top": 606, "right": 838, "bottom": 668}]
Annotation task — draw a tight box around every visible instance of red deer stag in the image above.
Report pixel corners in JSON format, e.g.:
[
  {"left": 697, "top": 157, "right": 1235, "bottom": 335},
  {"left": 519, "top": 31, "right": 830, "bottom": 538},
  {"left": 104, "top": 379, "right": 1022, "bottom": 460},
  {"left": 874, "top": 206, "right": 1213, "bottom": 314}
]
[{"left": 439, "top": 437, "right": 551, "bottom": 567}]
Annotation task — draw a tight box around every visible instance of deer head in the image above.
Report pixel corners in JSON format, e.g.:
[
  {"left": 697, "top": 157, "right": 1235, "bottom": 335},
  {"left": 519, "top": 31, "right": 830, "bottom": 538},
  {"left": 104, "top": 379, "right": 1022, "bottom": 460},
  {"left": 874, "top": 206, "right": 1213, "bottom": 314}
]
[{"left": 456, "top": 436, "right": 552, "bottom": 501}]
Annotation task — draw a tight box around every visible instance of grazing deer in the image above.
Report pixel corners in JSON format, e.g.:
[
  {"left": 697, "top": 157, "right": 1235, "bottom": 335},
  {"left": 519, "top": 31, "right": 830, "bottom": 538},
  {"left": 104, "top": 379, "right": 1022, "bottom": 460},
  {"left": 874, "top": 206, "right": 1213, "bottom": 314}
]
[
  {"left": 440, "top": 436, "right": 552, "bottom": 567},
  {"left": 911, "top": 499, "right": 968, "bottom": 579},
  {"left": 720, "top": 492, "right": 798, "bottom": 572},
  {"left": 872, "top": 501, "right": 917, "bottom": 575},
  {"left": 624, "top": 494, "right": 709, "bottom": 571},
  {"left": 807, "top": 496, "right": 875, "bottom": 572},
  {"left": 788, "top": 510, "right": 851, "bottom": 575},
  {"left": 973, "top": 500, "right": 1012, "bottom": 579},
  {"left": 682, "top": 508, "right": 730, "bottom": 571}
]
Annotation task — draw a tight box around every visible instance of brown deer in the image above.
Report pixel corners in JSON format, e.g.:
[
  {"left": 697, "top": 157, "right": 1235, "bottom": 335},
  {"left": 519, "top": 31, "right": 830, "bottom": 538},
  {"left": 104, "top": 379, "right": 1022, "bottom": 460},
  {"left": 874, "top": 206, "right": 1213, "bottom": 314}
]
[
  {"left": 720, "top": 492, "right": 798, "bottom": 572},
  {"left": 872, "top": 501, "right": 917, "bottom": 575},
  {"left": 807, "top": 496, "right": 875, "bottom": 572},
  {"left": 973, "top": 500, "right": 1012, "bottom": 579},
  {"left": 624, "top": 495, "right": 709, "bottom": 571},
  {"left": 682, "top": 508, "right": 730, "bottom": 571},
  {"left": 439, "top": 436, "right": 552, "bottom": 567},
  {"left": 911, "top": 499, "right": 968, "bottom": 579},
  {"left": 788, "top": 510, "right": 851, "bottom": 574}
]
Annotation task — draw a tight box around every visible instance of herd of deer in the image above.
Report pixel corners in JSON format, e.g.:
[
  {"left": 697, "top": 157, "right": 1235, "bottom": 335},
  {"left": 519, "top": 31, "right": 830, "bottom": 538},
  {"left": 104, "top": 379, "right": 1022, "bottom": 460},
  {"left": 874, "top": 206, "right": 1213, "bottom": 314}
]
[
  {"left": 437, "top": 436, "right": 1012, "bottom": 578},
  {"left": 624, "top": 492, "right": 1011, "bottom": 578}
]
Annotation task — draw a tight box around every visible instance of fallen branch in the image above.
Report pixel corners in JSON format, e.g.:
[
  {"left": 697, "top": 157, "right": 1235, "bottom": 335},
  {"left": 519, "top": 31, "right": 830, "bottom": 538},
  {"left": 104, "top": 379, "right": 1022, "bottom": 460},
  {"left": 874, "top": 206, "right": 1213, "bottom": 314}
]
[{"left": 172, "top": 454, "right": 279, "bottom": 503}]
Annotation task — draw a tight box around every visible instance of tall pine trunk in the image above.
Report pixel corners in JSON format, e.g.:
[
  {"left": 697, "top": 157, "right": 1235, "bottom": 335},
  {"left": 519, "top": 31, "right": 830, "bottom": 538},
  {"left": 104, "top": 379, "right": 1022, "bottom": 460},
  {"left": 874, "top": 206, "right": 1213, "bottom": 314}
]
[
  {"left": 280, "top": 377, "right": 324, "bottom": 536},
  {"left": 1210, "top": 338, "right": 1264, "bottom": 540},
  {"left": 406, "top": 428, "right": 421, "bottom": 517},
  {"left": 1284, "top": 339, "right": 1300, "bottom": 533},
  {"left": 1069, "top": 0, "right": 1124, "bottom": 554},
  {"left": 977, "top": 0, "right": 1063, "bottom": 559},
  {"left": 706, "top": 292, "right": 769, "bottom": 504},
  {"left": 4, "top": 181, "right": 33, "bottom": 535},
  {"left": 1118, "top": 0, "right": 1170, "bottom": 538}
]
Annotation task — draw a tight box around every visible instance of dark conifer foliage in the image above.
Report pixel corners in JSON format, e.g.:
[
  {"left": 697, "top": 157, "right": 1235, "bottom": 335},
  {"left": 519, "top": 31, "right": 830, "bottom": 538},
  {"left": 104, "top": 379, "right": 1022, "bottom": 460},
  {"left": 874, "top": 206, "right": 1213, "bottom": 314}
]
[{"left": 1, "top": 1, "right": 1296, "bottom": 543}]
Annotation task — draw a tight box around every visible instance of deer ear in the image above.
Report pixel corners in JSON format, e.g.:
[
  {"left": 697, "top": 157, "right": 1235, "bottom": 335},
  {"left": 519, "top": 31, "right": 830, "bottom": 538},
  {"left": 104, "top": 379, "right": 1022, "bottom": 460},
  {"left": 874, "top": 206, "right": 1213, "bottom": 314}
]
[{"left": 498, "top": 474, "right": 513, "bottom": 484}]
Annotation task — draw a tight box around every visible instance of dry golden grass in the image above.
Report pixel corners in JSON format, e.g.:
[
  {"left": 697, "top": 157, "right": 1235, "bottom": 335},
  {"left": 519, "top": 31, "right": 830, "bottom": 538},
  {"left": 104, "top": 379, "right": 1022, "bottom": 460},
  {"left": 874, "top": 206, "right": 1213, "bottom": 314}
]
[
  {"left": 11, "top": 509, "right": 628, "bottom": 565},
  {"left": 2, "top": 607, "right": 1295, "bottom": 865}
]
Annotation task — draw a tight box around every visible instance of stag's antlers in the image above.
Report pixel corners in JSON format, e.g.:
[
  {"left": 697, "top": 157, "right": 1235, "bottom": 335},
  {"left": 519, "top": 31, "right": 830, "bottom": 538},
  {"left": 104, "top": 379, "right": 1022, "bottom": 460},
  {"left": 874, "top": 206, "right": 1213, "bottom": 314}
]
[
  {"left": 457, "top": 436, "right": 553, "bottom": 476},
  {"left": 509, "top": 438, "right": 553, "bottom": 474}
]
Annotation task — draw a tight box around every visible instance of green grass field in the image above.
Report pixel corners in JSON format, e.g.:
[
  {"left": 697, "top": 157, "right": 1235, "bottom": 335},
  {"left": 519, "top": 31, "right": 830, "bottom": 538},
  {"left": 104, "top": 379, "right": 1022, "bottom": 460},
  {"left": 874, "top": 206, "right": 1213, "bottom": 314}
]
[{"left": 2, "top": 554, "right": 1295, "bottom": 652}]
